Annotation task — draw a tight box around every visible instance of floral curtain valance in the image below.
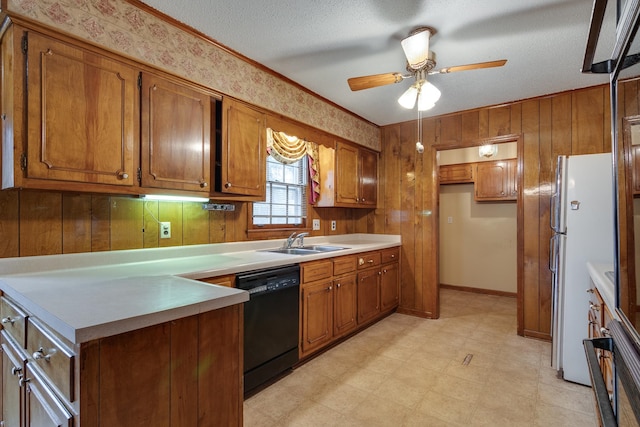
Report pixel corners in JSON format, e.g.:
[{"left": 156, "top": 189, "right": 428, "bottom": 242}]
[{"left": 266, "top": 128, "right": 320, "bottom": 204}]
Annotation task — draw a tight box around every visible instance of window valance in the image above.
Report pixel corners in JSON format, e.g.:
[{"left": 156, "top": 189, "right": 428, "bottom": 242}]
[{"left": 266, "top": 128, "right": 320, "bottom": 204}]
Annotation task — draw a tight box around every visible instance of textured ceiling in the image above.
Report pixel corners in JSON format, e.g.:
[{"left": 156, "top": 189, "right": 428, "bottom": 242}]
[{"left": 140, "top": 0, "right": 619, "bottom": 126}]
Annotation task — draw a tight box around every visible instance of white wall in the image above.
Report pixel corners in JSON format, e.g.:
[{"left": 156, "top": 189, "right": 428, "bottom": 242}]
[{"left": 439, "top": 183, "right": 517, "bottom": 293}]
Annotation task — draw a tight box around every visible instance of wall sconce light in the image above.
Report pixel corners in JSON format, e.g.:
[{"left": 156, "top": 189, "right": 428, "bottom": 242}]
[{"left": 478, "top": 144, "right": 498, "bottom": 158}]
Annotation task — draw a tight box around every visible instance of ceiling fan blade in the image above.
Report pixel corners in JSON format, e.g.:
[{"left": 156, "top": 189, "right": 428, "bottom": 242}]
[
  {"left": 347, "top": 72, "right": 405, "bottom": 91},
  {"left": 431, "top": 59, "right": 507, "bottom": 74}
]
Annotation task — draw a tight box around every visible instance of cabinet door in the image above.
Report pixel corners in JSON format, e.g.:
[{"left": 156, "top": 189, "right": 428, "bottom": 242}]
[
  {"left": 140, "top": 72, "right": 211, "bottom": 193},
  {"left": 24, "top": 365, "right": 73, "bottom": 427},
  {"left": 333, "top": 274, "right": 357, "bottom": 338},
  {"left": 439, "top": 163, "right": 474, "bottom": 184},
  {"left": 220, "top": 98, "right": 266, "bottom": 197},
  {"left": 301, "top": 280, "right": 333, "bottom": 356},
  {"left": 25, "top": 30, "right": 138, "bottom": 187},
  {"left": 359, "top": 149, "right": 378, "bottom": 206},
  {"left": 380, "top": 262, "right": 400, "bottom": 312},
  {"left": 1, "top": 332, "right": 25, "bottom": 427},
  {"left": 335, "top": 142, "right": 359, "bottom": 204},
  {"left": 357, "top": 268, "right": 380, "bottom": 325},
  {"left": 475, "top": 159, "right": 517, "bottom": 201}
]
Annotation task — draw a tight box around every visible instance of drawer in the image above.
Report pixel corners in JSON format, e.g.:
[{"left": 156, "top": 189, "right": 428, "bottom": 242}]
[
  {"left": 27, "top": 318, "right": 75, "bottom": 402},
  {"left": 380, "top": 247, "right": 399, "bottom": 264},
  {"left": 1, "top": 296, "right": 28, "bottom": 348},
  {"left": 357, "top": 251, "right": 381, "bottom": 270},
  {"left": 333, "top": 255, "right": 357, "bottom": 276},
  {"left": 301, "top": 260, "right": 333, "bottom": 283}
]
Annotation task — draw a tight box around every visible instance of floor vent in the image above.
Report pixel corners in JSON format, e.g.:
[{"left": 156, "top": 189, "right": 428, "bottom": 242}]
[{"left": 462, "top": 354, "right": 473, "bottom": 365}]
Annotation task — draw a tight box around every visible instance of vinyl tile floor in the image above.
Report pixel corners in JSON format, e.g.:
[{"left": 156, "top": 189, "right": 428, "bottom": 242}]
[{"left": 243, "top": 289, "right": 596, "bottom": 426}]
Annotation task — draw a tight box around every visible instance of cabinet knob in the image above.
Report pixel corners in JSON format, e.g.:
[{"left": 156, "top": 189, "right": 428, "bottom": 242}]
[
  {"left": 600, "top": 327, "right": 610, "bottom": 336},
  {"left": 328, "top": 286, "right": 332, "bottom": 291},
  {"left": 383, "top": 269, "right": 387, "bottom": 273},
  {"left": 361, "top": 198, "right": 366, "bottom": 202},
  {"left": 378, "top": 271, "right": 382, "bottom": 276},
  {"left": 336, "top": 283, "right": 341, "bottom": 288},
  {"left": 225, "top": 182, "right": 232, "bottom": 189},
  {"left": 200, "top": 181, "right": 208, "bottom": 188},
  {"left": 118, "top": 172, "right": 129, "bottom": 179},
  {"left": 391, "top": 254, "right": 395, "bottom": 258},
  {"left": 589, "top": 303, "right": 600, "bottom": 311},
  {"left": 32, "top": 347, "right": 51, "bottom": 362},
  {"left": 1, "top": 316, "right": 15, "bottom": 324}
]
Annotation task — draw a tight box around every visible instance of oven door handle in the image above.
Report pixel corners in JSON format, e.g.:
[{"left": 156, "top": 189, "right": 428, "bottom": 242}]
[{"left": 583, "top": 338, "right": 616, "bottom": 427}]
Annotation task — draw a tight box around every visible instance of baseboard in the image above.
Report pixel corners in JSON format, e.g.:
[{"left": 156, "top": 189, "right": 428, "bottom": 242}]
[
  {"left": 523, "top": 329, "right": 551, "bottom": 341},
  {"left": 440, "top": 283, "right": 517, "bottom": 298},
  {"left": 396, "top": 307, "right": 436, "bottom": 319}
]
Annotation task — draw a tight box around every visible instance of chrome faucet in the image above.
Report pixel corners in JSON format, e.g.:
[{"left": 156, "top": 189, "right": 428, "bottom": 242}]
[{"left": 284, "top": 232, "right": 309, "bottom": 248}]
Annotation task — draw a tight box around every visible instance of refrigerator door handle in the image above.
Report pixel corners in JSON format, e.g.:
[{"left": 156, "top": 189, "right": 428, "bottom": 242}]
[
  {"left": 549, "top": 234, "right": 558, "bottom": 273},
  {"left": 550, "top": 193, "right": 558, "bottom": 232}
]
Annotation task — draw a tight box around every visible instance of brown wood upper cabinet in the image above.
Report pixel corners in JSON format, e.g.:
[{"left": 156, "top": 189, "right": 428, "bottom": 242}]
[
  {"left": 439, "top": 163, "right": 474, "bottom": 184},
  {"left": 140, "top": 72, "right": 211, "bottom": 193},
  {"left": 2, "top": 24, "right": 216, "bottom": 197},
  {"left": 3, "top": 25, "right": 139, "bottom": 191},
  {"left": 217, "top": 97, "right": 266, "bottom": 199},
  {"left": 317, "top": 141, "right": 378, "bottom": 208},
  {"left": 474, "top": 159, "right": 517, "bottom": 201}
]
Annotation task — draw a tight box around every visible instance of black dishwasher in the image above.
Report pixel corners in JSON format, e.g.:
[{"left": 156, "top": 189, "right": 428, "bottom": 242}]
[{"left": 236, "top": 265, "right": 300, "bottom": 395}]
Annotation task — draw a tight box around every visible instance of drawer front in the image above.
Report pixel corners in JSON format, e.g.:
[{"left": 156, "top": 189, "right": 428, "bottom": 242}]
[
  {"left": 357, "top": 251, "right": 381, "bottom": 270},
  {"left": 302, "top": 260, "right": 333, "bottom": 283},
  {"left": 380, "top": 247, "right": 399, "bottom": 264},
  {"left": 333, "top": 255, "right": 357, "bottom": 276},
  {"left": 27, "top": 318, "right": 75, "bottom": 402},
  {"left": 1, "top": 296, "right": 28, "bottom": 348}
]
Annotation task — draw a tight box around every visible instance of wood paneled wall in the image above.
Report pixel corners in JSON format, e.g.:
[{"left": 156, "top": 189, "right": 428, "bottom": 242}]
[
  {"left": 378, "top": 83, "right": 621, "bottom": 338},
  {"left": 0, "top": 191, "right": 372, "bottom": 258}
]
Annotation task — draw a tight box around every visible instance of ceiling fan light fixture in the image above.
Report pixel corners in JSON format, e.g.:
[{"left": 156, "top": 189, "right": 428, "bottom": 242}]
[
  {"left": 418, "top": 81, "right": 441, "bottom": 110},
  {"left": 398, "top": 84, "right": 419, "bottom": 109},
  {"left": 401, "top": 27, "right": 432, "bottom": 69}
]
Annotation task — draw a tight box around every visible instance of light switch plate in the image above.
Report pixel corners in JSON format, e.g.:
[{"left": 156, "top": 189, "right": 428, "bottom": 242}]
[
  {"left": 312, "top": 219, "right": 320, "bottom": 230},
  {"left": 160, "top": 222, "right": 171, "bottom": 239}
]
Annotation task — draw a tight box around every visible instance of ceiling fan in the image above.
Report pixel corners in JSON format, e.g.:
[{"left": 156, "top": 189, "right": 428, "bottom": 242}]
[{"left": 347, "top": 26, "right": 507, "bottom": 111}]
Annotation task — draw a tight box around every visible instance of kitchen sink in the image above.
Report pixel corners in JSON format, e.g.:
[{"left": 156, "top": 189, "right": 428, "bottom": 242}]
[
  {"left": 263, "top": 248, "right": 322, "bottom": 255},
  {"left": 299, "top": 245, "right": 348, "bottom": 252},
  {"left": 262, "top": 245, "right": 348, "bottom": 255}
]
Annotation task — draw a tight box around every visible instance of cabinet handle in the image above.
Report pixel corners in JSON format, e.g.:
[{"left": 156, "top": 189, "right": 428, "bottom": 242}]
[
  {"left": 18, "top": 377, "right": 30, "bottom": 387},
  {"left": 1, "top": 316, "right": 15, "bottom": 324},
  {"left": 32, "top": 347, "right": 51, "bottom": 362},
  {"left": 200, "top": 181, "right": 208, "bottom": 188},
  {"left": 1, "top": 113, "right": 6, "bottom": 121},
  {"left": 367, "top": 259, "right": 374, "bottom": 264},
  {"left": 586, "top": 289, "right": 595, "bottom": 293},
  {"left": 225, "top": 182, "right": 232, "bottom": 189},
  {"left": 11, "top": 366, "right": 21, "bottom": 376},
  {"left": 590, "top": 303, "right": 600, "bottom": 311},
  {"left": 600, "top": 327, "right": 610, "bottom": 336},
  {"left": 118, "top": 172, "right": 129, "bottom": 180}
]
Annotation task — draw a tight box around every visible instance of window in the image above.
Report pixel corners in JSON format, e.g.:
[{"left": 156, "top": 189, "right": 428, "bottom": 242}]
[{"left": 252, "top": 155, "right": 307, "bottom": 227}]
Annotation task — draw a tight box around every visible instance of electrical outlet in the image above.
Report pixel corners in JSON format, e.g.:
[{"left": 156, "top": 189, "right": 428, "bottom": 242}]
[
  {"left": 160, "top": 222, "right": 171, "bottom": 239},
  {"left": 447, "top": 216, "right": 453, "bottom": 224},
  {"left": 331, "top": 220, "right": 337, "bottom": 231},
  {"left": 312, "top": 219, "right": 320, "bottom": 230}
]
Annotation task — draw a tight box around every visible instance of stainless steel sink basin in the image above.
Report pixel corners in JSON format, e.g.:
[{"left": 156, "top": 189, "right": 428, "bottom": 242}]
[
  {"left": 262, "top": 248, "right": 322, "bottom": 255},
  {"left": 299, "top": 245, "right": 348, "bottom": 252},
  {"left": 262, "top": 245, "right": 348, "bottom": 255}
]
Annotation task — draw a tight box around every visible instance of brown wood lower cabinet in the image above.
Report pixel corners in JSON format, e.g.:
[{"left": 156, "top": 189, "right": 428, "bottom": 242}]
[
  {"left": 333, "top": 273, "right": 357, "bottom": 338},
  {"left": 0, "top": 296, "right": 243, "bottom": 426},
  {"left": 588, "top": 285, "right": 614, "bottom": 402},
  {"left": 300, "top": 248, "right": 400, "bottom": 359},
  {"left": 301, "top": 279, "right": 334, "bottom": 356}
]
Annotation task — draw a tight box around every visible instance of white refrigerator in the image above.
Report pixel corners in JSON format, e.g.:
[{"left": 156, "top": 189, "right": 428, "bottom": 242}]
[{"left": 549, "top": 152, "right": 614, "bottom": 385}]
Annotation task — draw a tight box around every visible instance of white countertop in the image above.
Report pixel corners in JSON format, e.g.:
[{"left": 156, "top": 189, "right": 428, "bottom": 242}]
[
  {"left": 0, "top": 234, "right": 400, "bottom": 344},
  {"left": 587, "top": 262, "right": 617, "bottom": 317}
]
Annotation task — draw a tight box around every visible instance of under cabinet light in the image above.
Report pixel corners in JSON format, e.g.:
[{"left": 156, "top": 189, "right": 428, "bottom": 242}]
[{"left": 141, "top": 195, "right": 210, "bottom": 203}]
